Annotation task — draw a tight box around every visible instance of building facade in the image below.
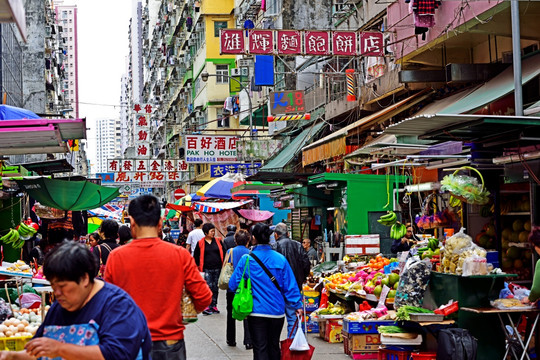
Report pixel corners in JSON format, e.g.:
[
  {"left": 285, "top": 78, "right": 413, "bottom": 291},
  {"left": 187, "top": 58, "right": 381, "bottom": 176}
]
[{"left": 95, "top": 118, "right": 122, "bottom": 173}]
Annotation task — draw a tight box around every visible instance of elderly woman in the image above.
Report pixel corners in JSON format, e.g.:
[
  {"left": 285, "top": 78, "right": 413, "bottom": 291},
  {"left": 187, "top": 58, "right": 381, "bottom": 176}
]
[{"left": 0, "top": 241, "right": 151, "bottom": 360}]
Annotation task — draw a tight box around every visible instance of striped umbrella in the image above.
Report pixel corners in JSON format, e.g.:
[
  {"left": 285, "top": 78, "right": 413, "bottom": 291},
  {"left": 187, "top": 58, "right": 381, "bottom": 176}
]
[{"left": 196, "top": 173, "right": 244, "bottom": 200}]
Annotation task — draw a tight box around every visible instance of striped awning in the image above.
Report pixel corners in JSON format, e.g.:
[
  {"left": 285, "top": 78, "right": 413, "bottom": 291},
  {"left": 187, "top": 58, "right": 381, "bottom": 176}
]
[{"left": 193, "top": 200, "right": 252, "bottom": 213}]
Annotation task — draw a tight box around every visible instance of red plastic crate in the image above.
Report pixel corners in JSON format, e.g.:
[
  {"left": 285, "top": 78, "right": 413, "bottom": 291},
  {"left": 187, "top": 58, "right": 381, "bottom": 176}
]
[
  {"left": 411, "top": 352, "right": 436, "bottom": 360},
  {"left": 378, "top": 348, "right": 411, "bottom": 360}
]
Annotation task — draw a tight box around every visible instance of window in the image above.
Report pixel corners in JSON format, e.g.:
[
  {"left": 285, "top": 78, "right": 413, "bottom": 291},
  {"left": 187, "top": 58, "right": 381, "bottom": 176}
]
[
  {"left": 216, "top": 64, "right": 228, "bottom": 84},
  {"left": 214, "top": 21, "right": 227, "bottom": 37},
  {"left": 217, "top": 108, "right": 229, "bottom": 128}
]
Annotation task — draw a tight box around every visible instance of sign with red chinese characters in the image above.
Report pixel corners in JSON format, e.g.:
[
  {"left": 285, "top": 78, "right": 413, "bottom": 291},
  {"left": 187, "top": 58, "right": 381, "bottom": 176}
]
[
  {"left": 132, "top": 104, "right": 153, "bottom": 114},
  {"left": 249, "top": 30, "right": 274, "bottom": 54},
  {"left": 276, "top": 30, "right": 302, "bottom": 54},
  {"left": 333, "top": 31, "right": 357, "bottom": 56},
  {"left": 305, "top": 31, "right": 330, "bottom": 55},
  {"left": 220, "top": 29, "right": 245, "bottom": 54},
  {"left": 270, "top": 90, "right": 305, "bottom": 115},
  {"left": 220, "top": 29, "right": 385, "bottom": 56},
  {"left": 359, "top": 32, "right": 384, "bottom": 56},
  {"left": 106, "top": 159, "right": 189, "bottom": 185},
  {"left": 185, "top": 135, "right": 238, "bottom": 163}
]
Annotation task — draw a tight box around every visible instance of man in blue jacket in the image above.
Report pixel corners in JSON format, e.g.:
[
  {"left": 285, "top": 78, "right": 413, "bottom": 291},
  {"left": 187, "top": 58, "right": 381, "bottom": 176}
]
[{"left": 229, "top": 223, "right": 303, "bottom": 360}]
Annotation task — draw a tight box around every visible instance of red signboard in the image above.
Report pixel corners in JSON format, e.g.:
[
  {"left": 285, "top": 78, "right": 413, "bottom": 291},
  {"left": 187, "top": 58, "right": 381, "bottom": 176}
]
[
  {"left": 276, "top": 30, "right": 302, "bottom": 54},
  {"left": 249, "top": 30, "right": 274, "bottom": 54},
  {"left": 220, "top": 29, "right": 245, "bottom": 54},
  {"left": 360, "top": 32, "right": 384, "bottom": 56},
  {"left": 333, "top": 31, "right": 357, "bottom": 56},
  {"left": 174, "top": 188, "right": 186, "bottom": 200},
  {"left": 305, "top": 31, "right": 330, "bottom": 55}
]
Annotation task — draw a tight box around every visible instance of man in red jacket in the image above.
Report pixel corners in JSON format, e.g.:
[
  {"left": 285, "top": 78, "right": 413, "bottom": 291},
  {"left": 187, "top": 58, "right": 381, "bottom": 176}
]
[{"left": 105, "top": 195, "right": 212, "bottom": 360}]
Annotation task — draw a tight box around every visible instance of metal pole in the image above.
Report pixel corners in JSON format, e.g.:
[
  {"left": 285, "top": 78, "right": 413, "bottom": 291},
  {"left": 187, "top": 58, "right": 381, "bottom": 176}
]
[
  {"left": 228, "top": 75, "right": 254, "bottom": 171},
  {"left": 511, "top": 0, "right": 523, "bottom": 116}
]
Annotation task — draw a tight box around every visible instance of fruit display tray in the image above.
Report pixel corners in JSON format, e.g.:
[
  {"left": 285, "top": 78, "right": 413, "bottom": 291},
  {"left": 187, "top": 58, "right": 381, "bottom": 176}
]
[{"left": 408, "top": 313, "right": 444, "bottom": 322}]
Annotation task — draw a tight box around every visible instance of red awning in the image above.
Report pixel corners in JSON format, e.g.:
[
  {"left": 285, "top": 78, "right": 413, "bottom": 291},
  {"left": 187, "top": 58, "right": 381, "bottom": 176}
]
[{"left": 166, "top": 204, "right": 194, "bottom": 212}]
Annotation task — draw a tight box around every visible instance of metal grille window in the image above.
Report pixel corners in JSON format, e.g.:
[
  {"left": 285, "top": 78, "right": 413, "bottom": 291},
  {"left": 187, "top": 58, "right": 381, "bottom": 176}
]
[
  {"left": 214, "top": 21, "right": 227, "bottom": 37},
  {"left": 0, "top": 24, "right": 23, "bottom": 107},
  {"left": 216, "top": 64, "right": 228, "bottom": 84},
  {"left": 217, "top": 108, "right": 229, "bottom": 128}
]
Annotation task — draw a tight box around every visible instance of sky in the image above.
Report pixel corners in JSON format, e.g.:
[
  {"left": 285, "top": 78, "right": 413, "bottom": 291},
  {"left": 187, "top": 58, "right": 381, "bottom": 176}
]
[{"left": 63, "top": 0, "right": 133, "bottom": 168}]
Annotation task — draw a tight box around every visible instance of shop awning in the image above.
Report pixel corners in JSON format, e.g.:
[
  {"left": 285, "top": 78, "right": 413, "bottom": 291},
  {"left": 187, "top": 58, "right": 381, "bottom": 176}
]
[
  {"left": 193, "top": 200, "right": 252, "bottom": 213},
  {"left": 183, "top": 69, "right": 192, "bottom": 85},
  {"left": 525, "top": 100, "right": 540, "bottom": 116},
  {"left": 16, "top": 177, "right": 120, "bottom": 211},
  {"left": 240, "top": 106, "right": 269, "bottom": 127},
  {"left": 237, "top": 209, "right": 274, "bottom": 221},
  {"left": 302, "top": 89, "right": 433, "bottom": 165},
  {"left": 384, "top": 113, "right": 540, "bottom": 143},
  {"left": 21, "top": 159, "right": 73, "bottom": 175},
  {"left": 260, "top": 122, "right": 325, "bottom": 172},
  {"left": 0, "top": 118, "right": 86, "bottom": 155},
  {"left": 442, "top": 53, "right": 540, "bottom": 114}
]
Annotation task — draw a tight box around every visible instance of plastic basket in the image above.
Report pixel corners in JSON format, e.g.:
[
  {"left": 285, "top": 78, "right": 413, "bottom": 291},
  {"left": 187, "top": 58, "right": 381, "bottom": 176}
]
[
  {"left": 378, "top": 347, "right": 412, "bottom": 360},
  {"left": 0, "top": 336, "right": 32, "bottom": 351},
  {"left": 411, "top": 352, "right": 437, "bottom": 360},
  {"left": 444, "top": 166, "right": 489, "bottom": 205}
]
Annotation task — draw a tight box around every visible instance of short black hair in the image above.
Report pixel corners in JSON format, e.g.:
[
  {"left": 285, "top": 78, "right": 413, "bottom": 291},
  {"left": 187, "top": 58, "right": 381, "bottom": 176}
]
[
  {"left": 252, "top": 223, "right": 272, "bottom": 245},
  {"left": 89, "top": 232, "right": 101, "bottom": 242},
  {"left": 194, "top": 219, "right": 203, "bottom": 227},
  {"left": 234, "top": 230, "right": 251, "bottom": 246},
  {"left": 44, "top": 241, "right": 97, "bottom": 283},
  {"left": 118, "top": 225, "right": 132, "bottom": 245},
  {"left": 227, "top": 225, "right": 237, "bottom": 233},
  {"left": 202, "top": 223, "right": 215, "bottom": 235},
  {"left": 100, "top": 219, "right": 119, "bottom": 239},
  {"left": 128, "top": 195, "right": 161, "bottom": 227}
]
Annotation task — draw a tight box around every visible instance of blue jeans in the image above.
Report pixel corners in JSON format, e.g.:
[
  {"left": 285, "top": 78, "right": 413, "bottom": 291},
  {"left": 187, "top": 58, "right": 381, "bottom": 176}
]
[
  {"left": 150, "top": 340, "right": 186, "bottom": 360},
  {"left": 285, "top": 303, "right": 297, "bottom": 336}
]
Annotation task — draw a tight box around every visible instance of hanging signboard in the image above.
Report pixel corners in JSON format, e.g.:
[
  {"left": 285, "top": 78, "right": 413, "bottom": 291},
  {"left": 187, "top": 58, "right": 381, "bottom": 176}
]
[
  {"left": 185, "top": 135, "right": 238, "bottom": 163},
  {"left": 210, "top": 163, "right": 262, "bottom": 177},
  {"left": 220, "top": 29, "right": 384, "bottom": 56},
  {"left": 106, "top": 159, "right": 189, "bottom": 184},
  {"left": 270, "top": 90, "right": 305, "bottom": 115}
]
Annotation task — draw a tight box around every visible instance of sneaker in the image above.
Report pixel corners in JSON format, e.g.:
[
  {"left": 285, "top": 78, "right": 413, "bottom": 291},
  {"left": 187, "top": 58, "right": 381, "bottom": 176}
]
[
  {"left": 202, "top": 307, "right": 213, "bottom": 315},
  {"left": 211, "top": 306, "right": 220, "bottom": 314}
]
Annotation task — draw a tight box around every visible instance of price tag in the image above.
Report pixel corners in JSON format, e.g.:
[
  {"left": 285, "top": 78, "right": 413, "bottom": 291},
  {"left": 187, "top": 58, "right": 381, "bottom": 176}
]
[{"left": 378, "top": 285, "right": 390, "bottom": 308}]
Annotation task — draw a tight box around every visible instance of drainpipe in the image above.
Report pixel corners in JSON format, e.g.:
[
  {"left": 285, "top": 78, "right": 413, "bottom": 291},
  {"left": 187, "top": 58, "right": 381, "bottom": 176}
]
[{"left": 511, "top": 0, "right": 523, "bottom": 116}]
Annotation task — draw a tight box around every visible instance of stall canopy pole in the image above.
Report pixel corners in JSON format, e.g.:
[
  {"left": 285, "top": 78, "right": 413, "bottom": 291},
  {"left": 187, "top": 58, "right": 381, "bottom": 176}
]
[{"left": 511, "top": 0, "right": 523, "bottom": 116}]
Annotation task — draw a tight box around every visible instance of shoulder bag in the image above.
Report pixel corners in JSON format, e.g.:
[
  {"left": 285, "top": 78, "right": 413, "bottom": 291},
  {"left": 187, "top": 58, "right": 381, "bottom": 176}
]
[
  {"left": 218, "top": 248, "right": 234, "bottom": 290},
  {"left": 97, "top": 243, "right": 113, "bottom": 278},
  {"left": 232, "top": 257, "right": 253, "bottom": 320},
  {"left": 250, "top": 252, "right": 281, "bottom": 292}
]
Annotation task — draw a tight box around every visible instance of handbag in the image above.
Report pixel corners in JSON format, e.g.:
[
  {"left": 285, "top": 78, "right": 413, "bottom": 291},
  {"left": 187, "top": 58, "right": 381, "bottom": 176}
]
[
  {"left": 218, "top": 248, "right": 234, "bottom": 290},
  {"left": 232, "top": 257, "right": 253, "bottom": 321},
  {"left": 280, "top": 317, "right": 315, "bottom": 360}
]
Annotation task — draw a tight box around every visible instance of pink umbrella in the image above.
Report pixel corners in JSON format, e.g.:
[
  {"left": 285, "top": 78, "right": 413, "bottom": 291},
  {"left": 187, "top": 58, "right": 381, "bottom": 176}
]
[{"left": 238, "top": 209, "right": 274, "bottom": 222}]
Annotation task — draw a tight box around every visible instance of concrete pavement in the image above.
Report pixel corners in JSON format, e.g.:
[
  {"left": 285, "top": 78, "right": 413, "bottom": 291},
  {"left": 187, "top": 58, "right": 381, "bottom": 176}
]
[{"left": 184, "top": 289, "right": 349, "bottom": 359}]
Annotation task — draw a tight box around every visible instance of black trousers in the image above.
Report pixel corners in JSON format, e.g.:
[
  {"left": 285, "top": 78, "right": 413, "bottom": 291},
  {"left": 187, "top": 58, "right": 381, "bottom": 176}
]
[
  {"left": 204, "top": 268, "right": 220, "bottom": 307},
  {"left": 247, "top": 316, "right": 284, "bottom": 360},
  {"left": 226, "top": 291, "right": 252, "bottom": 345}
]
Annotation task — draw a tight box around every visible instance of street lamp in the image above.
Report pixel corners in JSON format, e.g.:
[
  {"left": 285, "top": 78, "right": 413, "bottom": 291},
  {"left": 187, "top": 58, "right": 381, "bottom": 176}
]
[{"left": 201, "top": 70, "right": 254, "bottom": 170}]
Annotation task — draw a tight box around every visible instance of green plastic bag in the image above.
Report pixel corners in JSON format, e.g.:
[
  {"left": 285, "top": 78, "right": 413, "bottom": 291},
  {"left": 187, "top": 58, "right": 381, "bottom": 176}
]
[{"left": 232, "top": 257, "right": 253, "bottom": 321}]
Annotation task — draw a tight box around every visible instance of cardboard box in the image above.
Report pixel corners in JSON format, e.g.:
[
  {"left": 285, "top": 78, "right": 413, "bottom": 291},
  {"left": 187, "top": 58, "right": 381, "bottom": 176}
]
[
  {"left": 302, "top": 290, "right": 320, "bottom": 312},
  {"left": 343, "top": 331, "right": 381, "bottom": 352},
  {"left": 345, "top": 235, "right": 380, "bottom": 255},
  {"left": 303, "top": 313, "right": 319, "bottom": 333},
  {"left": 325, "top": 320, "right": 343, "bottom": 343},
  {"left": 343, "top": 319, "right": 396, "bottom": 334},
  {"left": 318, "top": 319, "right": 327, "bottom": 339}
]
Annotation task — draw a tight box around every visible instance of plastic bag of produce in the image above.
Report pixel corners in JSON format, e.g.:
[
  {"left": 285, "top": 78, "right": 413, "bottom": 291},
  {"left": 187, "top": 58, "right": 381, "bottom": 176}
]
[
  {"left": 394, "top": 256, "right": 432, "bottom": 309},
  {"left": 0, "top": 298, "right": 12, "bottom": 322},
  {"left": 181, "top": 288, "right": 198, "bottom": 324},
  {"left": 441, "top": 228, "right": 474, "bottom": 274},
  {"left": 461, "top": 254, "right": 488, "bottom": 276}
]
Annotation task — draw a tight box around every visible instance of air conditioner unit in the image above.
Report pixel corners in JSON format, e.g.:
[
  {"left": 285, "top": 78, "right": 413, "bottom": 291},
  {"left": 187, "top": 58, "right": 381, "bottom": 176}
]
[
  {"left": 195, "top": 23, "right": 203, "bottom": 32},
  {"left": 185, "top": 83, "right": 192, "bottom": 89},
  {"left": 240, "top": 67, "right": 249, "bottom": 76},
  {"left": 195, "top": 110, "right": 202, "bottom": 117},
  {"left": 231, "top": 68, "right": 241, "bottom": 76}
]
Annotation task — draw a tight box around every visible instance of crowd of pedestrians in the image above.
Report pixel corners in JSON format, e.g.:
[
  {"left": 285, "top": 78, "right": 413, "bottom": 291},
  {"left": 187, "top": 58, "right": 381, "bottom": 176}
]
[{"left": 7, "top": 194, "right": 319, "bottom": 360}]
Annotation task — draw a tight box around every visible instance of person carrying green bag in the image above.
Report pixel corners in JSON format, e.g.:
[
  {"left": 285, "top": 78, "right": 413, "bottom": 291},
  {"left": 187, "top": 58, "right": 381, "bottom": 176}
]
[
  {"left": 229, "top": 223, "right": 303, "bottom": 360},
  {"left": 232, "top": 256, "right": 253, "bottom": 320}
]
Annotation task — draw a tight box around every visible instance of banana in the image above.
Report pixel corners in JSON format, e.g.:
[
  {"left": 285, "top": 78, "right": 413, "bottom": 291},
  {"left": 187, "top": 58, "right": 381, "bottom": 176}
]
[
  {"left": 380, "top": 211, "right": 395, "bottom": 220},
  {"left": 390, "top": 224, "right": 396, "bottom": 239},
  {"left": 10, "top": 229, "right": 19, "bottom": 244},
  {"left": 3, "top": 229, "right": 16, "bottom": 244}
]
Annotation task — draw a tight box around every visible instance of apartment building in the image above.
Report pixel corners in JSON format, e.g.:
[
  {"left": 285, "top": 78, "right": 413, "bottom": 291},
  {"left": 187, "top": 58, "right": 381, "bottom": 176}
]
[{"left": 95, "top": 118, "right": 122, "bottom": 173}]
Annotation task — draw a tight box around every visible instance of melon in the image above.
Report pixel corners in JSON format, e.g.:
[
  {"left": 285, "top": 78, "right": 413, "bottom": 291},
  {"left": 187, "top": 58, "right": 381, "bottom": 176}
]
[
  {"left": 519, "top": 231, "right": 530, "bottom": 243},
  {"left": 485, "top": 224, "right": 496, "bottom": 237},
  {"left": 514, "top": 259, "right": 524, "bottom": 269},
  {"left": 478, "top": 235, "right": 491, "bottom": 248},
  {"left": 524, "top": 250, "right": 533, "bottom": 261},
  {"left": 521, "top": 201, "right": 530, "bottom": 212},
  {"left": 510, "top": 232, "right": 520, "bottom": 243},
  {"left": 502, "top": 239, "right": 510, "bottom": 250},
  {"left": 513, "top": 219, "right": 524, "bottom": 232},
  {"left": 524, "top": 220, "right": 532, "bottom": 232},
  {"left": 502, "top": 228, "right": 513, "bottom": 240},
  {"left": 507, "top": 247, "right": 521, "bottom": 260},
  {"left": 502, "top": 257, "right": 513, "bottom": 269}
]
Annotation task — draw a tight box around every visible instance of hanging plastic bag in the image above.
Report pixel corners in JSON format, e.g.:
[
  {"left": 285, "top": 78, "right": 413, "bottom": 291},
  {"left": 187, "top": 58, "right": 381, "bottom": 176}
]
[{"left": 289, "top": 316, "right": 310, "bottom": 351}]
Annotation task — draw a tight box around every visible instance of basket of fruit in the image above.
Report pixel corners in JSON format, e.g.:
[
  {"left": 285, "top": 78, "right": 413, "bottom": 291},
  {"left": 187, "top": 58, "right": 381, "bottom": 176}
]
[{"left": 440, "top": 166, "right": 490, "bottom": 205}]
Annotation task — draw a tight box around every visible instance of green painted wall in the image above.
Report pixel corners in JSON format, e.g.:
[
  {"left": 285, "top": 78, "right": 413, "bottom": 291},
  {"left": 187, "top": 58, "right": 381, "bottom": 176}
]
[{"left": 0, "top": 198, "right": 22, "bottom": 262}]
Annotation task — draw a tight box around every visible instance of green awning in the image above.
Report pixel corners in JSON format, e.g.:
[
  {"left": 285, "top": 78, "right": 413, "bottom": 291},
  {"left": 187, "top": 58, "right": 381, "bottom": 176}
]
[
  {"left": 442, "top": 52, "right": 540, "bottom": 114},
  {"left": 16, "top": 177, "right": 120, "bottom": 211},
  {"left": 260, "top": 122, "right": 325, "bottom": 172},
  {"left": 182, "top": 69, "right": 193, "bottom": 86},
  {"left": 240, "top": 106, "right": 269, "bottom": 127}
]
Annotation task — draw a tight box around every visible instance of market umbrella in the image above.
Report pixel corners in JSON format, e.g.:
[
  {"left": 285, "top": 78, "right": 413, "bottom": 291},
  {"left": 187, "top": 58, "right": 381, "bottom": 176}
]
[
  {"left": 87, "top": 217, "right": 102, "bottom": 233},
  {"left": 16, "top": 177, "right": 120, "bottom": 211},
  {"left": 237, "top": 209, "right": 274, "bottom": 222},
  {"left": 231, "top": 181, "right": 271, "bottom": 199},
  {"left": 196, "top": 173, "right": 244, "bottom": 200},
  {"left": 0, "top": 104, "right": 40, "bottom": 120}
]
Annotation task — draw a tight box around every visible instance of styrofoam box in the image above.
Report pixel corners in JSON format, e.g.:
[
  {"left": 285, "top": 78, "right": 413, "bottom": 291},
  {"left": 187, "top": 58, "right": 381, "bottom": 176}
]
[{"left": 380, "top": 334, "right": 423, "bottom": 346}]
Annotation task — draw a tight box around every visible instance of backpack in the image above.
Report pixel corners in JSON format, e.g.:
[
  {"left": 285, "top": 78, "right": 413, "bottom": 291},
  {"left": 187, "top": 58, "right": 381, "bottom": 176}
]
[{"left": 437, "top": 328, "right": 478, "bottom": 360}]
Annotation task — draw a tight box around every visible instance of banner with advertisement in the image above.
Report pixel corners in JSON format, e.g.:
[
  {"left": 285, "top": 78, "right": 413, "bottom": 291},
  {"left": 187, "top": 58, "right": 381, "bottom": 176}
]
[
  {"left": 105, "top": 159, "right": 188, "bottom": 184},
  {"left": 185, "top": 135, "right": 238, "bottom": 163},
  {"left": 220, "top": 29, "right": 384, "bottom": 57},
  {"left": 210, "top": 163, "right": 262, "bottom": 178}
]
